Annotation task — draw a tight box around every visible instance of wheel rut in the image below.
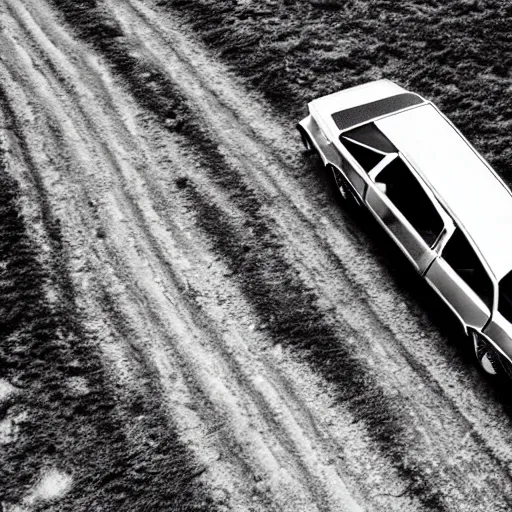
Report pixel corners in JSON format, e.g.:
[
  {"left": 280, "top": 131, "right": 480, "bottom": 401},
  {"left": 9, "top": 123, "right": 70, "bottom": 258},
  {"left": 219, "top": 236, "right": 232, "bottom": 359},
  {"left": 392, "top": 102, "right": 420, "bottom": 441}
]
[
  {"left": 103, "top": 0, "right": 512, "bottom": 507},
  {"left": 3, "top": 0, "right": 512, "bottom": 511},
  {"left": 2, "top": 1, "right": 366, "bottom": 510}
]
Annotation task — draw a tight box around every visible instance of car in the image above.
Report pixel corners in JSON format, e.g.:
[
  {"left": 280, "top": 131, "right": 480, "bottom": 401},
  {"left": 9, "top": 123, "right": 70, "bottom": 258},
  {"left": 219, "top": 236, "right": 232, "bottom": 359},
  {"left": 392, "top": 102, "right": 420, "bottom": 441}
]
[{"left": 297, "top": 79, "right": 512, "bottom": 378}]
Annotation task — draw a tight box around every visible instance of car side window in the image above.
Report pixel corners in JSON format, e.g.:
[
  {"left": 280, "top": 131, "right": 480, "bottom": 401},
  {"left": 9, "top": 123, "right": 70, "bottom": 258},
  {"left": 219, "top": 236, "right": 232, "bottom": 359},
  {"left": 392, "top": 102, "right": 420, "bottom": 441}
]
[
  {"left": 442, "top": 228, "right": 493, "bottom": 309},
  {"left": 373, "top": 158, "right": 444, "bottom": 246}
]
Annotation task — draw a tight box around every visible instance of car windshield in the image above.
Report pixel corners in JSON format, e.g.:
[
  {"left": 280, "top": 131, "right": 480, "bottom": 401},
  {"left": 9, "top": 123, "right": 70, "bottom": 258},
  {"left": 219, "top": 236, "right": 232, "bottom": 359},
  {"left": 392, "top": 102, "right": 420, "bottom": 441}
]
[{"left": 499, "top": 270, "right": 512, "bottom": 323}]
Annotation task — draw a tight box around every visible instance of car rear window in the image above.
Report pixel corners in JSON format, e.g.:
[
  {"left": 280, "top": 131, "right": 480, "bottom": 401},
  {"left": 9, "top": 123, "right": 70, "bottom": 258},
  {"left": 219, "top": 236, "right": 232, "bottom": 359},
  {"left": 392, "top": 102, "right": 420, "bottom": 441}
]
[
  {"left": 341, "top": 123, "right": 397, "bottom": 153},
  {"left": 340, "top": 122, "right": 396, "bottom": 173},
  {"left": 332, "top": 93, "right": 424, "bottom": 131}
]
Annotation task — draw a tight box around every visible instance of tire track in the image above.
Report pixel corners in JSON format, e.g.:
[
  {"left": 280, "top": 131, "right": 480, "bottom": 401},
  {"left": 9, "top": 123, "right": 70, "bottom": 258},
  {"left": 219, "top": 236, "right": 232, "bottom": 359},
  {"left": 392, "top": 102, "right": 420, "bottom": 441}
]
[
  {"left": 26, "top": 0, "right": 512, "bottom": 508},
  {"left": 0, "top": 5, "right": 229, "bottom": 512},
  {"left": 102, "top": 0, "right": 512, "bottom": 509},
  {"left": 0, "top": 81, "right": 205, "bottom": 512},
  {"left": 2, "top": 1, "right": 366, "bottom": 510},
  {"left": 5, "top": 0, "right": 512, "bottom": 510}
]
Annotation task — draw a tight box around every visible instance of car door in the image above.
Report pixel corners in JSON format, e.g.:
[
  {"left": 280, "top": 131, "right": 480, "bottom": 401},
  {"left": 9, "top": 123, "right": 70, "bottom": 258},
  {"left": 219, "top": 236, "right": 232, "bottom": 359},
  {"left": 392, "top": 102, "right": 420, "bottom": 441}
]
[
  {"left": 364, "top": 155, "right": 448, "bottom": 273},
  {"left": 425, "top": 227, "right": 493, "bottom": 331}
]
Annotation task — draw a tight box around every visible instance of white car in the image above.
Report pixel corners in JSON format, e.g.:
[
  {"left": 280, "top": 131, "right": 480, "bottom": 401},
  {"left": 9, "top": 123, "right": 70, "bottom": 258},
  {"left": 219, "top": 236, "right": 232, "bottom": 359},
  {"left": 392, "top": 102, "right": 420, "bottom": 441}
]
[{"left": 298, "top": 79, "right": 512, "bottom": 377}]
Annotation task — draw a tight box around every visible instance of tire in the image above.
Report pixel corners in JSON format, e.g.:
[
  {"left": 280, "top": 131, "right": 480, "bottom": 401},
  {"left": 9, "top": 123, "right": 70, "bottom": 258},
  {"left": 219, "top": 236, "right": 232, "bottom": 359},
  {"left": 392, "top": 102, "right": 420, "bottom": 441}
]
[
  {"left": 329, "top": 165, "right": 361, "bottom": 208},
  {"left": 470, "top": 330, "right": 512, "bottom": 379},
  {"left": 472, "top": 331, "right": 499, "bottom": 375},
  {"left": 297, "top": 125, "right": 315, "bottom": 156}
]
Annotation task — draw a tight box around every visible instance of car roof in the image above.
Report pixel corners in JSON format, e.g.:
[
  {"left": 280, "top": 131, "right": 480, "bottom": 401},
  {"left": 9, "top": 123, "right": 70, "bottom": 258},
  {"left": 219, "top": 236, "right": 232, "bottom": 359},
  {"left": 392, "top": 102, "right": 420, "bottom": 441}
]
[
  {"left": 332, "top": 93, "right": 424, "bottom": 131},
  {"left": 375, "top": 103, "right": 512, "bottom": 281},
  {"left": 310, "top": 79, "right": 411, "bottom": 138}
]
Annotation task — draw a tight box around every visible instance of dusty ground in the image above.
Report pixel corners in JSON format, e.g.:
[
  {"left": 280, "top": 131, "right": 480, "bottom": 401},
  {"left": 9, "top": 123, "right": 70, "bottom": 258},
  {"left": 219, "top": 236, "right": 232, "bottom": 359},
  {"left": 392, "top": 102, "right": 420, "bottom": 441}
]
[{"left": 1, "top": 0, "right": 512, "bottom": 511}]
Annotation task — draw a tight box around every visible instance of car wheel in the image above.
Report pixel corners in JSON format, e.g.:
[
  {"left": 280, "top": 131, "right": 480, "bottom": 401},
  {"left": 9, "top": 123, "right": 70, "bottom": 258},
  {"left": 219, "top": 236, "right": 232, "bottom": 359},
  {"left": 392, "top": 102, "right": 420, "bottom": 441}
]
[
  {"left": 472, "top": 331, "right": 500, "bottom": 376},
  {"left": 332, "top": 166, "right": 349, "bottom": 199},
  {"left": 297, "top": 125, "right": 315, "bottom": 156},
  {"left": 330, "top": 165, "right": 360, "bottom": 207}
]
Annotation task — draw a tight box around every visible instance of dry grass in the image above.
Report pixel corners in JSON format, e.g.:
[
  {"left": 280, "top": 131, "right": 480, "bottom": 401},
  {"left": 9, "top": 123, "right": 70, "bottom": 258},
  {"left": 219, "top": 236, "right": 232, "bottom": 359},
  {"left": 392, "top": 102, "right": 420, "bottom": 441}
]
[
  {"left": 7, "top": 1, "right": 511, "bottom": 509},
  {"left": 0, "top": 22, "right": 213, "bottom": 512},
  {"left": 163, "top": 0, "right": 512, "bottom": 182}
]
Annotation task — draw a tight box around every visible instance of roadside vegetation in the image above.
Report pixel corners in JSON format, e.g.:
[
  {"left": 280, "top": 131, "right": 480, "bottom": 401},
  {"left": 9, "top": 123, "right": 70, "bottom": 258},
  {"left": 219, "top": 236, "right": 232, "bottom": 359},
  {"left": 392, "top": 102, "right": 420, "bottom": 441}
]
[{"left": 162, "top": 0, "right": 512, "bottom": 182}]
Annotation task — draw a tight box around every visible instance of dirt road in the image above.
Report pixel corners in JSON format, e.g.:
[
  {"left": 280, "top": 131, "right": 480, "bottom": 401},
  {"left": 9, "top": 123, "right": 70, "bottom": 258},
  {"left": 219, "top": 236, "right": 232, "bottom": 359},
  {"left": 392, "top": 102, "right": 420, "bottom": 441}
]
[{"left": 2, "top": 1, "right": 512, "bottom": 510}]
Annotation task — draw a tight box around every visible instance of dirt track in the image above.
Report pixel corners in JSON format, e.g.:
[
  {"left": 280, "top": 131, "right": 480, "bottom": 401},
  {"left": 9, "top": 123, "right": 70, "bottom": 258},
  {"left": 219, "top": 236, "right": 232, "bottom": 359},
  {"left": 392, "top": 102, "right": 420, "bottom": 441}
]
[{"left": 2, "top": 1, "right": 512, "bottom": 511}]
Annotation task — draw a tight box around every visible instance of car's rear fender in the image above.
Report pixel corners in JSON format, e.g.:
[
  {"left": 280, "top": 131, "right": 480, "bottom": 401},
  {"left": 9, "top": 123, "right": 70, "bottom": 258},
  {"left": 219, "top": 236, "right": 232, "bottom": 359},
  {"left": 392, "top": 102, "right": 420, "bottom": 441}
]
[{"left": 297, "top": 115, "right": 337, "bottom": 166}]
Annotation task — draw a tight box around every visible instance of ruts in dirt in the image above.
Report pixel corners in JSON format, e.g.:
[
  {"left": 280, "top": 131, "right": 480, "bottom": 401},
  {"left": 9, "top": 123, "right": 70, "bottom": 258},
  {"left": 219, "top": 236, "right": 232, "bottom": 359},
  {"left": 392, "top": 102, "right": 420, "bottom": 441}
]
[{"left": 2, "top": 1, "right": 512, "bottom": 511}]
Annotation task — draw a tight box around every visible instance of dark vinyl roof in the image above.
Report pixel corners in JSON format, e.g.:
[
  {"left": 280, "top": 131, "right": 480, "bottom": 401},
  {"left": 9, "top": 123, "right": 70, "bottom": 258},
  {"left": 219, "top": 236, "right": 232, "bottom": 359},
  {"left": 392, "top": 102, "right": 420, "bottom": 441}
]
[{"left": 332, "top": 93, "right": 424, "bottom": 131}]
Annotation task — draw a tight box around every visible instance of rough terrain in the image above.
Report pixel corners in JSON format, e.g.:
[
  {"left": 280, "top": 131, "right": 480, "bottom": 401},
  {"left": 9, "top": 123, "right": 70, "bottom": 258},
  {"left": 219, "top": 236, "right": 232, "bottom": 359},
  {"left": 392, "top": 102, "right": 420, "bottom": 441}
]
[{"left": 1, "top": 1, "right": 512, "bottom": 511}]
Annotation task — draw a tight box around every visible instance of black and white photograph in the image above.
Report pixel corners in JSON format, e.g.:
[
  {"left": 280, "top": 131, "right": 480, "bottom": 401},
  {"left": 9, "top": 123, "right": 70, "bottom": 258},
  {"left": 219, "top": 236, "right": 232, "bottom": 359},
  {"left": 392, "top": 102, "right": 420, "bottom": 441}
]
[{"left": 1, "top": 1, "right": 512, "bottom": 510}]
